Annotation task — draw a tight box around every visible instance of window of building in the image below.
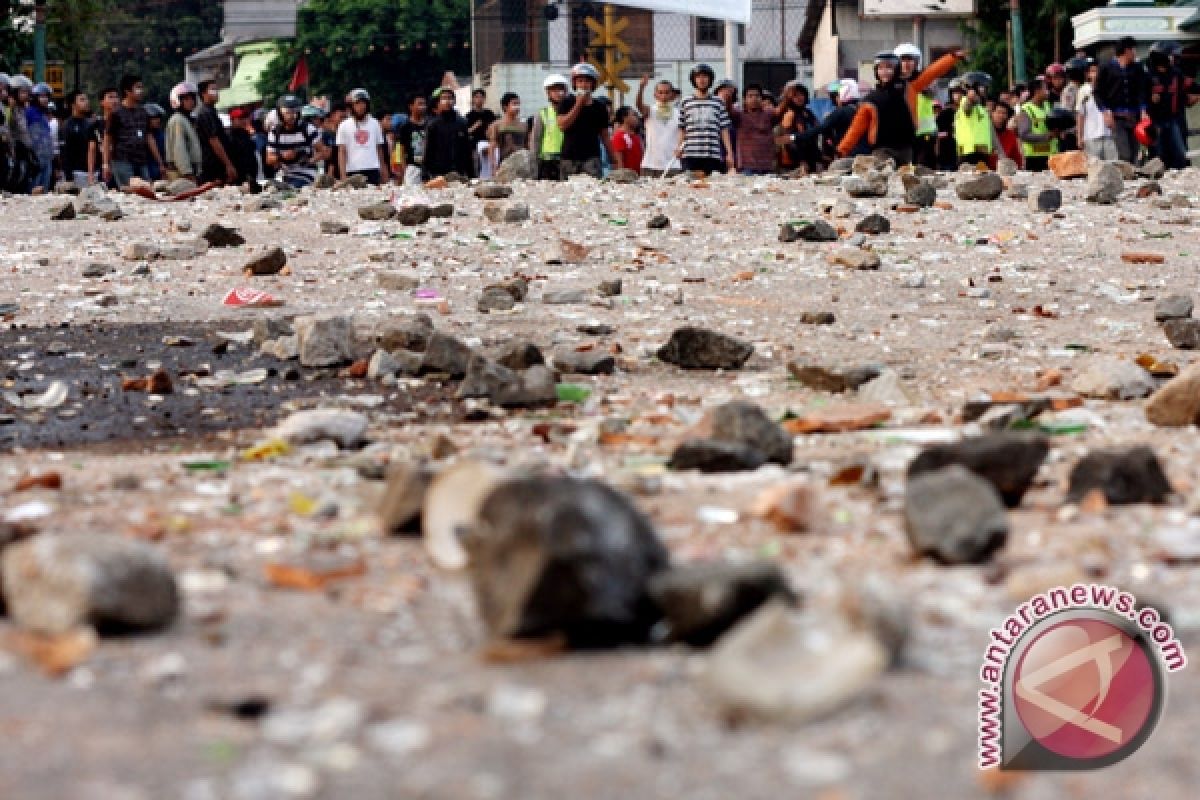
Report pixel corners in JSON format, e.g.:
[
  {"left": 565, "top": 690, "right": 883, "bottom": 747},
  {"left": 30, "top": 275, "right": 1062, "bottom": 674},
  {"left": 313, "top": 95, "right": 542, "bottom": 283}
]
[{"left": 695, "top": 18, "right": 745, "bottom": 48}]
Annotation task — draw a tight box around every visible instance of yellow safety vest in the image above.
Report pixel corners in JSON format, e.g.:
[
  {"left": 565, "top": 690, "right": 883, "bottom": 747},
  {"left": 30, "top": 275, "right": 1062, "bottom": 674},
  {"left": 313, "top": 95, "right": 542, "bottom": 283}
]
[
  {"left": 1020, "top": 101, "right": 1058, "bottom": 158},
  {"left": 916, "top": 93, "right": 937, "bottom": 136},
  {"left": 540, "top": 106, "right": 563, "bottom": 158},
  {"left": 955, "top": 104, "right": 993, "bottom": 156}
]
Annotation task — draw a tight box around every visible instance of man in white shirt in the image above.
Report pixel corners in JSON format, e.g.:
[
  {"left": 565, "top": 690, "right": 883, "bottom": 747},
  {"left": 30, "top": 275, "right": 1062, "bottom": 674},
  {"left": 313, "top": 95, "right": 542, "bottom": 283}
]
[
  {"left": 1075, "top": 63, "right": 1117, "bottom": 161},
  {"left": 336, "top": 88, "right": 390, "bottom": 185},
  {"left": 636, "top": 75, "right": 682, "bottom": 177}
]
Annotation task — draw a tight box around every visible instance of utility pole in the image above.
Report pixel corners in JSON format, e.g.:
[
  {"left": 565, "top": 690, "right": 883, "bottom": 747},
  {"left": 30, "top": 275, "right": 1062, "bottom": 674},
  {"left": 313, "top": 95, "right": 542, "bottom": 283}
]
[
  {"left": 724, "top": 20, "right": 739, "bottom": 86},
  {"left": 34, "top": 1, "right": 47, "bottom": 83},
  {"left": 1010, "top": 0, "right": 1026, "bottom": 84}
]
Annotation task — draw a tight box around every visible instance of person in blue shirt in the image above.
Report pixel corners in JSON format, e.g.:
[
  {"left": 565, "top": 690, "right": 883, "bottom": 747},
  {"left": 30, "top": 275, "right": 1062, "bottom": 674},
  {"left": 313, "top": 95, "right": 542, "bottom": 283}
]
[{"left": 26, "top": 83, "right": 57, "bottom": 193}]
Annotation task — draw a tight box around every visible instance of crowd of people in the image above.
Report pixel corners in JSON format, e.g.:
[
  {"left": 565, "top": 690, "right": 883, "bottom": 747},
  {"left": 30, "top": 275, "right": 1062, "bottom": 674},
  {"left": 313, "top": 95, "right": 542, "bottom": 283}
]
[{"left": 0, "top": 34, "right": 1195, "bottom": 195}]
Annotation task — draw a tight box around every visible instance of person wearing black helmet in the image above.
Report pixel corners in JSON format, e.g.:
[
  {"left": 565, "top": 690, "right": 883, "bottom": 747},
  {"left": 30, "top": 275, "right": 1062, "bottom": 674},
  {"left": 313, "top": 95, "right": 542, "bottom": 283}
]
[
  {"left": 953, "top": 72, "right": 999, "bottom": 166},
  {"left": 936, "top": 78, "right": 965, "bottom": 170},
  {"left": 556, "top": 62, "right": 612, "bottom": 178},
  {"left": 675, "top": 63, "right": 734, "bottom": 175},
  {"left": 266, "top": 94, "right": 328, "bottom": 188},
  {"left": 836, "top": 52, "right": 916, "bottom": 164},
  {"left": 1015, "top": 78, "right": 1061, "bottom": 172},
  {"left": 1146, "top": 41, "right": 1198, "bottom": 169},
  {"left": 144, "top": 102, "right": 166, "bottom": 181},
  {"left": 715, "top": 78, "right": 738, "bottom": 159},
  {"left": 1094, "top": 36, "right": 1149, "bottom": 164}
]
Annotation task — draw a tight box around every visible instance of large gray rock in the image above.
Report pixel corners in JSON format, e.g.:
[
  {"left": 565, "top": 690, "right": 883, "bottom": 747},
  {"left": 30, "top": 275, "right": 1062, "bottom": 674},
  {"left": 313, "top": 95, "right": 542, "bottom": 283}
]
[
  {"left": 905, "top": 465, "right": 1009, "bottom": 563},
  {"left": 1069, "top": 357, "right": 1156, "bottom": 400},
  {"left": 842, "top": 172, "right": 888, "bottom": 198},
  {"left": 295, "top": 313, "right": 355, "bottom": 367},
  {"left": 378, "top": 314, "right": 434, "bottom": 353},
  {"left": 907, "top": 433, "right": 1049, "bottom": 509},
  {"left": 955, "top": 172, "right": 1004, "bottom": 201},
  {"left": 273, "top": 409, "right": 369, "bottom": 448},
  {"left": 648, "top": 561, "right": 796, "bottom": 646},
  {"left": 711, "top": 401, "right": 793, "bottom": 466},
  {"left": 1067, "top": 447, "right": 1171, "bottom": 505},
  {"left": 1163, "top": 318, "right": 1200, "bottom": 349},
  {"left": 495, "top": 149, "right": 537, "bottom": 182},
  {"left": 905, "top": 182, "right": 937, "bottom": 207},
  {"left": 1086, "top": 162, "right": 1124, "bottom": 204},
  {"left": 419, "top": 332, "right": 473, "bottom": 378},
  {"left": 2, "top": 533, "right": 179, "bottom": 635},
  {"left": 657, "top": 327, "right": 753, "bottom": 370},
  {"left": 464, "top": 477, "right": 669, "bottom": 645},
  {"left": 1155, "top": 294, "right": 1194, "bottom": 322}
]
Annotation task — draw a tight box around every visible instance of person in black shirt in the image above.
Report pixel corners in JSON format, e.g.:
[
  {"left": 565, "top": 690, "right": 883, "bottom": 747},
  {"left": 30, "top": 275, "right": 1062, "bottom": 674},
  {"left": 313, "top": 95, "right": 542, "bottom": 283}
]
[
  {"left": 61, "top": 89, "right": 101, "bottom": 186},
  {"left": 1146, "top": 41, "right": 1198, "bottom": 170},
  {"left": 936, "top": 80, "right": 964, "bottom": 170},
  {"left": 423, "top": 88, "right": 474, "bottom": 179},
  {"left": 103, "top": 74, "right": 164, "bottom": 188},
  {"left": 1094, "top": 36, "right": 1150, "bottom": 164},
  {"left": 393, "top": 93, "right": 430, "bottom": 184},
  {"left": 556, "top": 62, "right": 613, "bottom": 178},
  {"left": 194, "top": 80, "right": 238, "bottom": 184},
  {"left": 465, "top": 88, "right": 496, "bottom": 175}
]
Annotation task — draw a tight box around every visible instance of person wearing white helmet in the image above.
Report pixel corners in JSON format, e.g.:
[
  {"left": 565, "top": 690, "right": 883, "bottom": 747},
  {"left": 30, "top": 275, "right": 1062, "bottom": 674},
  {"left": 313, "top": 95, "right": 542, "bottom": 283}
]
[
  {"left": 163, "top": 81, "right": 202, "bottom": 182},
  {"left": 531, "top": 73, "right": 569, "bottom": 180},
  {"left": 556, "top": 62, "right": 612, "bottom": 178},
  {"left": 635, "top": 74, "right": 681, "bottom": 177},
  {"left": 336, "top": 88, "right": 389, "bottom": 185}
]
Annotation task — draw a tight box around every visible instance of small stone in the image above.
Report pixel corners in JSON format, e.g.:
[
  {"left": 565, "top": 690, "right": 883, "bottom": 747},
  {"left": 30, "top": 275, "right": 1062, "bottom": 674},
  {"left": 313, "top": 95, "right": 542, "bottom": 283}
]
[
  {"left": 273, "top": 409, "right": 369, "bottom": 449},
  {"left": 474, "top": 183, "right": 513, "bottom": 199},
  {"left": 395, "top": 204, "right": 431, "bottom": 226},
  {"left": 596, "top": 279, "right": 622, "bottom": 297},
  {"left": 901, "top": 273, "right": 926, "bottom": 288},
  {"left": 202, "top": 223, "right": 245, "bottom": 248},
  {"left": 657, "top": 327, "right": 754, "bottom": 370},
  {"left": 787, "top": 361, "right": 882, "bottom": 393},
  {"left": 122, "top": 242, "right": 159, "bottom": 261},
  {"left": 798, "top": 311, "right": 835, "bottom": 325},
  {"left": 843, "top": 173, "right": 888, "bottom": 198},
  {"left": 1029, "top": 188, "right": 1062, "bottom": 213},
  {"left": 378, "top": 463, "right": 434, "bottom": 535},
  {"left": 1049, "top": 149, "right": 1089, "bottom": 179},
  {"left": 827, "top": 248, "right": 881, "bottom": 270},
  {"left": 294, "top": 314, "right": 354, "bottom": 367},
  {"left": 82, "top": 263, "right": 111, "bottom": 278},
  {"left": 1146, "top": 363, "right": 1200, "bottom": 426},
  {"left": 542, "top": 288, "right": 588, "bottom": 305},
  {"left": 357, "top": 201, "right": 396, "bottom": 221},
  {"left": 669, "top": 440, "right": 768, "bottom": 473},
  {"left": 1086, "top": 162, "right": 1123, "bottom": 204},
  {"left": 1163, "top": 318, "right": 1200, "bottom": 349},
  {"left": 1137, "top": 182, "right": 1163, "bottom": 199},
  {"left": 366, "top": 349, "right": 401, "bottom": 380},
  {"left": 907, "top": 433, "right": 1049, "bottom": 508},
  {"left": 495, "top": 149, "right": 537, "bottom": 182},
  {"left": 711, "top": 401, "right": 793, "bottom": 466},
  {"left": 1069, "top": 357, "right": 1156, "bottom": 400},
  {"left": 464, "top": 476, "right": 669, "bottom": 645},
  {"left": 904, "top": 182, "right": 937, "bottom": 207},
  {"left": 376, "top": 271, "right": 419, "bottom": 292},
  {"left": 378, "top": 314, "right": 434, "bottom": 352},
  {"left": 905, "top": 465, "right": 1009, "bottom": 563},
  {"left": 252, "top": 316, "right": 293, "bottom": 345},
  {"left": 795, "top": 219, "right": 839, "bottom": 242},
  {"left": 1137, "top": 157, "right": 1166, "bottom": 180},
  {"left": 458, "top": 358, "right": 557, "bottom": 409},
  {"left": 2, "top": 533, "right": 179, "bottom": 635},
  {"left": 608, "top": 168, "right": 639, "bottom": 184},
  {"left": 320, "top": 220, "right": 350, "bottom": 234},
  {"left": 553, "top": 348, "right": 615, "bottom": 375},
  {"left": 335, "top": 174, "right": 369, "bottom": 190},
  {"left": 243, "top": 247, "right": 287, "bottom": 276},
  {"left": 648, "top": 562, "right": 796, "bottom": 646},
  {"left": 492, "top": 341, "right": 544, "bottom": 370},
  {"left": 482, "top": 202, "right": 530, "bottom": 223},
  {"left": 996, "top": 158, "right": 1018, "bottom": 177},
  {"left": 419, "top": 332, "right": 473, "bottom": 378},
  {"left": 244, "top": 194, "right": 282, "bottom": 211},
  {"left": 477, "top": 287, "right": 516, "bottom": 312},
  {"left": 49, "top": 201, "right": 76, "bottom": 220},
  {"left": 855, "top": 213, "right": 890, "bottom": 235},
  {"left": 1067, "top": 447, "right": 1171, "bottom": 505},
  {"left": 955, "top": 172, "right": 1004, "bottom": 201},
  {"left": 647, "top": 213, "right": 670, "bottom": 229},
  {"left": 778, "top": 223, "right": 799, "bottom": 243},
  {"left": 483, "top": 277, "right": 529, "bottom": 301}
]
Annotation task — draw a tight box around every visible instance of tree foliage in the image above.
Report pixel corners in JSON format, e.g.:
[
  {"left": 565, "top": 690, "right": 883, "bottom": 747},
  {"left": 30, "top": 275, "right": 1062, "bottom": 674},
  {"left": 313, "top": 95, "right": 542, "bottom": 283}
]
[
  {"left": 257, "top": 0, "right": 472, "bottom": 113},
  {"left": 964, "top": 0, "right": 1114, "bottom": 87}
]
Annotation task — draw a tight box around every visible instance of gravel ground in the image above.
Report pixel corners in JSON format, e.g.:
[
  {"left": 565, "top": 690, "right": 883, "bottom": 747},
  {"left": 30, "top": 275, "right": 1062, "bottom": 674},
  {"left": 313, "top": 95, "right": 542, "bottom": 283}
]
[{"left": 2, "top": 165, "right": 1200, "bottom": 799}]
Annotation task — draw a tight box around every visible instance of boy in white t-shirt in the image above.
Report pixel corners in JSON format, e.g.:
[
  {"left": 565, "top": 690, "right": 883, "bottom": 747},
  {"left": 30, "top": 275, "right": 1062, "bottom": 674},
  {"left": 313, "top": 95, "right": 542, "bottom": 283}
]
[
  {"left": 1076, "top": 64, "right": 1117, "bottom": 161},
  {"left": 336, "top": 88, "right": 390, "bottom": 185},
  {"left": 635, "top": 74, "right": 682, "bottom": 177}
]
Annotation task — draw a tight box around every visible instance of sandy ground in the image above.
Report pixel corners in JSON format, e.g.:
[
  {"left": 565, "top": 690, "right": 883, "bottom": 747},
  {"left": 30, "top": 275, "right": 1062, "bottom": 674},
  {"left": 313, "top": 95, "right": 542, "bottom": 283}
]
[{"left": 2, "top": 165, "right": 1200, "bottom": 799}]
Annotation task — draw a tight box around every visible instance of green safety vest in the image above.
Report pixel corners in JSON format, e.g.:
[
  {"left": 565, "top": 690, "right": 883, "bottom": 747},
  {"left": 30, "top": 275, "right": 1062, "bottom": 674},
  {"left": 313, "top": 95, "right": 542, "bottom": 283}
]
[
  {"left": 955, "top": 104, "right": 993, "bottom": 156},
  {"left": 916, "top": 93, "right": 937, "bottom": 136},
  {"left": 1020, "top": 101, "right": 1058, "bottom": 158},
  {"left": 540, "top": 106, "right": 563, "bottom": 158}
]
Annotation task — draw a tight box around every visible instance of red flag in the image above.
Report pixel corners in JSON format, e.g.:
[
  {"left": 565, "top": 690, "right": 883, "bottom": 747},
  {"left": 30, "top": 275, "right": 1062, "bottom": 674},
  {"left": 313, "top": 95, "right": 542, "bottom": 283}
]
[{"left": 288, "top": 56, "right": 309, "bottom": 92}]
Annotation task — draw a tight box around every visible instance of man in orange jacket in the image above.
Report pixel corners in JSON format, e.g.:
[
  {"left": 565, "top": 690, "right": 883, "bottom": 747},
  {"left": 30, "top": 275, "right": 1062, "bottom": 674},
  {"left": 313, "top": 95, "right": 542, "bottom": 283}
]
[{"left": 838, "top": 48, "right": 967, "bottom": 164}]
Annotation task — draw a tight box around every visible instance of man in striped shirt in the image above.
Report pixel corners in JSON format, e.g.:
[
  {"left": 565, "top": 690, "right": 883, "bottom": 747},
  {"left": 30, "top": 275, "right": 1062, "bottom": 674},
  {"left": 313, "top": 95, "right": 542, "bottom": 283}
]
[
  {"left": 675, "top": 64, "right": 734, "bottom": 176},
  {"left": 266, "top": 94, "right": 328, "bottom": 188}
]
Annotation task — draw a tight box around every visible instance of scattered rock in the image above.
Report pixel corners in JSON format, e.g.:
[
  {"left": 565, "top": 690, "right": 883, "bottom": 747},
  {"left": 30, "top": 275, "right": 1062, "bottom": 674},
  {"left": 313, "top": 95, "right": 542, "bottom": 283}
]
[
  {"left": 1137, "top": 157, "right": 1166, "bottom": 180},
  {"left": 553, "top": 348, "right": 615, "bottom": 375},
  {"left": 419, "top": 332, "right": 473, "bottom": 378},
  {"left": 647, "top": 213, "right": 670, "bottom": 229},
  {"left": 495, "top": 149, "right": 536, "bottom": 182},
  {"left": 2, "top": 533, "right": 179, "bottom": 635},
  {"left": 320, "top": 220, "right": 350, "bottom": 235},
  {"left": 904, "top": 182, "right": 937, "bottom": 207},
  {"left": 827, "top": 248, "right": 881, "bottom": 270},
  {"left": 1146, "top": 362, "right": 1200, "bottom": 426},
  {"left": 378, "top": 463, "right": 434, "bottom": 534},
  {"left": 423, "top": 460, "right": 504, "bottom": 570},
  {"left": 907, "top": 433, "right": 1049, "bottom": 508},
  {"left": 596, "top": 279, "right": 622, "bottom": 297},
  {"left": 1029, "top": 188, "right": 1062, "bottom": 213},
  {"left": 366, "top": 348, "right": 402, "bottom": 380},
  {"left": 794, "top": 219, "right": 839, "bottom": 242},
  {"left": 273, "top": 409, "right": 368, "bottom": 449},
  {"left": 202, "top": 223, "right": 245, "bottom": 248},
  {"left": 335, "top": 174, "right": 369, "bottom": 190},
  {"left": 294, "top": 313, "right": 355, "bottom": 367},
  {"left": 244, "top": 195, "right": 281, "bottom": 212},
  {"left": 711, "top": 401, "right": 793, "bottom": 466},
  {"left": 475, "top": 183, "right": 513, "bottom": 199},
  {"left": 1066, "top": 447, "right": 1171, "bottom": 505},
  {"left": 49, "top": 201, "right": 76, "bottom": 221},
  {"left": 1155, "top": 296, "right": 1193, "bottom": 323},
  {"left": 395, "top": 204, "right": 431, "bottom": 226},
  {"left": 669, "top": 440, "right": 768, "bottom": 473},
  {"left": 429, "top": 202, "right": 454, "bottom": 218},
  {"left": 1049, "top": 150, "right": 1089, "bottom": 179},
  {"left": 788, "top": 361, "right": 882, "bottom": 393},
  {"left": 1162, "top": 318, "right": 1200, "bottom": 349},
  {"left": 855, "top": 214, "right": 890, "bottom": 235},
  {"left": 378, "top": 314, "right": 434, "bottom": 352},
  {"left": 122, "top": 242, "right": 159, "bottom": 261},
  {"left": 357, "top": 201, "right": 396, "bottom": 221},
  {"left": 464, "top": 476, "right": 669, "bottom": 645},
  {"left": 477, "top": 287, "right": 516, "bottom": 312},
  {"left": 243, "top": 247, "right": 287, "bottom": 276},
  {"left": 657, "top": 327, "right": 754, "bottom": 370},
  {"left": 648, "top": 562, "right": 796, "bottom": 646},
  {"left": 843, "top": 173, "right": 888, "bottom": 198},
  {"left": 1137, "top": 182, "right": 1163, "bottom": 199},
  {"left": 1069, "top": 357, "right": 1156, "bottom": 400},
  {"left": 608, "top": 168, "right": 639, "bottom": 184},
  {"left": 996, "top": 158, "right": 1018, "bottom": 177},
  {"left": 484, "top": 202, "right": 529, "bottom": 223},
  {"left": 377, "top": 271, "right": 420, "bottom": 292},
  {"left": 905, "top": 465, "right": 1009, "bottom": 563},
  {"left": 493, "top": 341, "right": 544, "bottom": 370},
  {"left": 798, "top": 311, "right": 835, "bottom": 325},
  {"left": 542, "top": 288, "right": 588, "bottom": 305},
  {"left": 955, "top": 172, "right": 1004, "bottom": 201},
  {"left": 1086, "top": 162, "right": 1123, "bottom": 204}
]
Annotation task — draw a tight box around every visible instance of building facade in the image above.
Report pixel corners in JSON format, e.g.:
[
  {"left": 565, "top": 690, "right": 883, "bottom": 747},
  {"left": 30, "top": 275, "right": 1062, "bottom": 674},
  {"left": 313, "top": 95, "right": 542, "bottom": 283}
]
[{"left": 186, "top": 0, "right": 305, "bottom": 107}]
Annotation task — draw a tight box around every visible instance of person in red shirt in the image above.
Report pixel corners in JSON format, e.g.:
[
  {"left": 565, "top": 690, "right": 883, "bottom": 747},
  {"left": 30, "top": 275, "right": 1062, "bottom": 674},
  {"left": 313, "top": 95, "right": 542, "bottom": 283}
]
[
  {"left": 611, "top": 106, "right": 644, "bottom": 174},
  {"left": 990, "top": 100, "right": 1023, "bottom": 169}
]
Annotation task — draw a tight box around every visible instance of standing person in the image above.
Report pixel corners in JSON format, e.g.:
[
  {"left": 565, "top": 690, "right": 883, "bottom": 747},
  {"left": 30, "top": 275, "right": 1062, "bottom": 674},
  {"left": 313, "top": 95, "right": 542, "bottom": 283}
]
[
  {"left": 777, "top": 83, "right": 819, "bottom": 173},
  {"left": 556, "top": 62, "right": 612, "bottom": 179},
  {"left": 321, "top": 101, "right": 346, "bottom": 180},
  {"left": 675, "top": 63, "right": 734, "bottom": 176},
  {"left": 835, "top": 53, "right": 913, "bottom": 164},
  {"left": 192, "top": 79, "right": 237, "bottom": 185},
  {"left": 1146, "top": 41, "right": 1197, "bottom": 170},
  {"left": 393, "top": 93, "right": 430, "bottom": 185},
  {"left": 227, "top": 108, "right": 261, "bottom": 189},
  {"left": 488, "top": 92, "right": 528, "bottom": 172},
  {"left": 530, "top": 74, "right": 568, "bottom": 180},
  {"left": 1016, "top": 78, "right": 1058, "bottom": 172},
  {"left": 715, "top": 78, "right": 738, "bottom": 160},
  {"left": 103, "top": 74, "right": 165, "bottom": 188},
  {"left": 1077, "top": 60, "right": 1118, "bottom": 161},
  {"left": 465, "top": 88, "right": 495, "bottom": 172},
  {"left": 26, "top": 83, "right": 57, "bottom": 192},
  {"left": 7, "top": 76, "right": 36, "bottom": 192},
  {"left": 336, "top": 88, "right": 390, "bottom": 185},
  {"left": 0, "top": 74, "right": 11, "bottom": 191},
  {"left": 733, "top": 84, "right": 776, "bottom": 175},
  {"left": 991, "top": 101, "right": 1023, "bottom": 169},
  {"left": 895, "top": 43, "right": 938, "bottom": 168},
  {"left": 266, "top": 94, "right": 327, "bottom": 188},
  {"left": 610, "top": 106, "right": 643, "bottom": 174},
  {"left": 953, "top": 72, "right": 997, "bottom": 167},
  {"left": 423, "top": 87, "right": 473, "bottom": 179},
  {"left": 144, "top": 103, "right": 166, "bottom": 180},
  {"left": 635, "top": 75, "right": 681, "bottom": 177},
  {"left": 1058, "top": 57, "right": 1090, "bottom": 151},
  {"left": 164, "top": 82, "right": 202, "bottom": 182},
  {"left": 1045, "top": 63, "right": 1068, "bottom": 105},
  {"left": 1094, "top": 36, "right": 1149, "bottom": 164},
  {"left": 61, "top": 89, "right": 102, "bottom": 186}
]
